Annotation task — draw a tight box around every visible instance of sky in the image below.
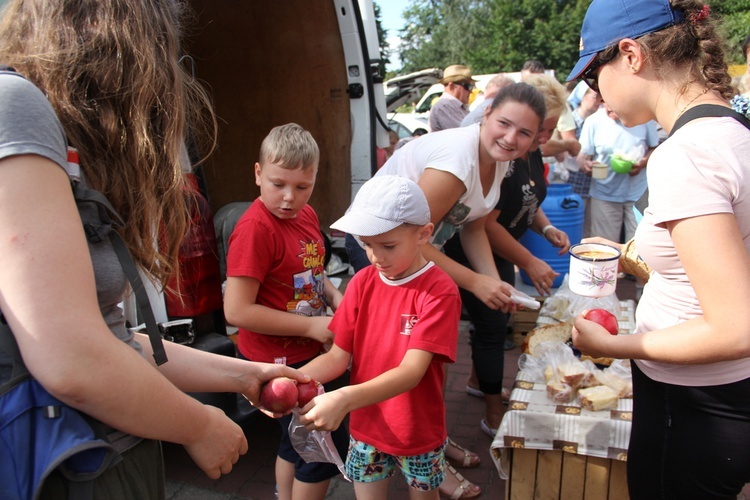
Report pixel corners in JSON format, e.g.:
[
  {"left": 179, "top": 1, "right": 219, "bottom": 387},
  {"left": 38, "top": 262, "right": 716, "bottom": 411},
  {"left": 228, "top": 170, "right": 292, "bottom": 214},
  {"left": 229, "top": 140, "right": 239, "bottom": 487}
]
[{"left": 374, "top": 0, "right": 411, "bottom": 71}]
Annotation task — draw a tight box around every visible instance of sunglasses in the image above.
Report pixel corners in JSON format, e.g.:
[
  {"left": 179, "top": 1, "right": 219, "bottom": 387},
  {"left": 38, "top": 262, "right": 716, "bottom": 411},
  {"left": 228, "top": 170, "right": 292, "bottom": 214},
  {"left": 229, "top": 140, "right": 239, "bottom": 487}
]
[
  {"left": 456, "top": 81, "right": 475, "bottom": 92},
  {"left": 582, "top": 50, "right": 618, "bottom": 93},
  {"left": 582, "top": 58, "right": 603, "bottom": 93}
]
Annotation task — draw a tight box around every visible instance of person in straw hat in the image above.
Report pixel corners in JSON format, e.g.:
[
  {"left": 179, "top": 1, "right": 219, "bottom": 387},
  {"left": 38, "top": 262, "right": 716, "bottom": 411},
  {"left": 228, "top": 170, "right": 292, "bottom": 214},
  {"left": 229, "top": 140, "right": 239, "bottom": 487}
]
[{"left": 429, "top": 64, "right": 477, "bottom": 132}]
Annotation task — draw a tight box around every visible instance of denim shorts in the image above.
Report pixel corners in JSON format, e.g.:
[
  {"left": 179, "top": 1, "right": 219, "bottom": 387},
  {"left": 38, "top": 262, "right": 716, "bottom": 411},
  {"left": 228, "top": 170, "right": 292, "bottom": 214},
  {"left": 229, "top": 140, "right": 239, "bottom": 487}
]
[{"left": 345, "top": 437, "right": 446, "bottom": 491}]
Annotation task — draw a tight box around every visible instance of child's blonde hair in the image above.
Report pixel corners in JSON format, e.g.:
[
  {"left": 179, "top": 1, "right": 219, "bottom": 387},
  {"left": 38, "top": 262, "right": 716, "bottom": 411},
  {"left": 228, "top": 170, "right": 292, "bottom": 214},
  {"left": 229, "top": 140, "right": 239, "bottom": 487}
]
[
  {"left": 259, "top": 123, "right": 319, "bottom": 170},
  {"left": 522, "top": 74, "right": 569, "bottom": 119}
]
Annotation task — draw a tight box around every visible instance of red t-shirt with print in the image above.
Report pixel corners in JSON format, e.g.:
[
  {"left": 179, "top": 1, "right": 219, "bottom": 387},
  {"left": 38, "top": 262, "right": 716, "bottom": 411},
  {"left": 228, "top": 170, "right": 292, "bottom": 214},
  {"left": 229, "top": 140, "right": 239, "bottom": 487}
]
[{"left": 226, "top": 200, "right": 328, "bottom": 364}]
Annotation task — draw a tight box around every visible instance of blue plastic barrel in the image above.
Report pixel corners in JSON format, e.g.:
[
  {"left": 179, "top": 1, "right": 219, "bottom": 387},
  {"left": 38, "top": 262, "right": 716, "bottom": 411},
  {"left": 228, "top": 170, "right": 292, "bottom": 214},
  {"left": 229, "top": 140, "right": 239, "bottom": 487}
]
[{"left": 519, "top": 183, "right": 584, "bottom": 288}]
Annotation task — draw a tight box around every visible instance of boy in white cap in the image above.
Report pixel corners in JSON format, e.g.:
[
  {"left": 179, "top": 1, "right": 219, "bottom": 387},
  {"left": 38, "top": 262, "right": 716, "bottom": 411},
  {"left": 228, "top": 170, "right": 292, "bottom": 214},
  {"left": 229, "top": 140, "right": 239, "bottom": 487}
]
[{"left": 298, "top": 175, "right": 467, "bottom": 499}]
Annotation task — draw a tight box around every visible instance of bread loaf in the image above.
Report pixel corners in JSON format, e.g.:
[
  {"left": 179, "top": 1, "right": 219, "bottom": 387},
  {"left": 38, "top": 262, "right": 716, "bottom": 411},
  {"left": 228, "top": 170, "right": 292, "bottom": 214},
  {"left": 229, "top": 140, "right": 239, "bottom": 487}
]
[
  {"left": 594, "top": 370, "right": 633, "bottom": 398},
  {"left": 557, "top": 362, "right": 587, "bottom": 388},
  {"left": 524, "top": 322, "right": 573, "bottom": 355},
  {"left": 546, "top": 379, "right": 576, "bottom": 403},
  {"left": 578, "top": 385, "right": 619, "bottom": 411}
]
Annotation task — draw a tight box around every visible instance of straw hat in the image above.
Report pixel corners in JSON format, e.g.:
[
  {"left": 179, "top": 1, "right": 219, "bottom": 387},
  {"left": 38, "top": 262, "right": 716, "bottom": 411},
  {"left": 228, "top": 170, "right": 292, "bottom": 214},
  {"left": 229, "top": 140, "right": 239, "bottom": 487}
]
[{"left": 439, "top": 64, "right": 477, "bottom": 85}]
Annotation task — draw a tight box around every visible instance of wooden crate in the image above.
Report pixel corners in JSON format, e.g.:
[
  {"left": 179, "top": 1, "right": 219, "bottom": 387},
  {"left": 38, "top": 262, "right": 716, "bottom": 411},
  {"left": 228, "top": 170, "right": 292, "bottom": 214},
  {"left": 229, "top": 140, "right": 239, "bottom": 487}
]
[
  {"left": 505, "top": 448, "right": 629, "bottom": 500},
  {"left": 511, "top": 297, "right": 545, "bottom": 335}
]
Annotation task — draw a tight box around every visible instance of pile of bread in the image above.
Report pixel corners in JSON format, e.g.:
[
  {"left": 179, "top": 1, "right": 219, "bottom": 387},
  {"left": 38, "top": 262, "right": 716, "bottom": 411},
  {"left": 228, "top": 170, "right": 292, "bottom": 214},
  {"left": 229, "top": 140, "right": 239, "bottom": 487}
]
[
  {"left": 523, "top": 324, "right": 632, "bottom": 411},
  {"left": 545, "top": 358, "right": 632, "bottom": 411},
  {"left": 524, "top": 322, "right": 615, "bottom": 367}
]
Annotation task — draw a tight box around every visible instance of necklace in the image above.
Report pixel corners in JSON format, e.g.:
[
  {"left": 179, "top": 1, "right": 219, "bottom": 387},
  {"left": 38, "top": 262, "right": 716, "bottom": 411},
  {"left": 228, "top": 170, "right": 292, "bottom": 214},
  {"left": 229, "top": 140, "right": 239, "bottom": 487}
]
[
  {"left": 514, "top": 158, "right": 535, "bottom": 186},
  {"left": 677, "top": 87, "right": 709, "bottom": 118}
]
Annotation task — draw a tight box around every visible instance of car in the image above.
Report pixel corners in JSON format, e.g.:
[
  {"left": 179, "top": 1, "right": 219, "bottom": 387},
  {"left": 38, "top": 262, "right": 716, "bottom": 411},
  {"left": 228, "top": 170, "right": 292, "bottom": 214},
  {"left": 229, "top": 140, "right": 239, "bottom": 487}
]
[
  {"left": 384, "top": 68, "right": 442, "bottom": 112},
  {"left": 414, "top": 73, "right": 519, "bottom": 116},
  {"left": 388, "top": 113, "right": 429, "bottom": 139}
]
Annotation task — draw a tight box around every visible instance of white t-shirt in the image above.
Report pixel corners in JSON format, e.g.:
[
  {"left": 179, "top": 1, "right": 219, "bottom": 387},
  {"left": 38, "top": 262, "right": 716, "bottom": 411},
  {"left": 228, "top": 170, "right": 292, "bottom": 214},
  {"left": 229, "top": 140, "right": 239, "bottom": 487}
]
[
  {"left": 377, "top": 124, "right": 508, "bottom": 249},
  {"left": 635, "top": 116, "right": 750, "bottom": 386}
]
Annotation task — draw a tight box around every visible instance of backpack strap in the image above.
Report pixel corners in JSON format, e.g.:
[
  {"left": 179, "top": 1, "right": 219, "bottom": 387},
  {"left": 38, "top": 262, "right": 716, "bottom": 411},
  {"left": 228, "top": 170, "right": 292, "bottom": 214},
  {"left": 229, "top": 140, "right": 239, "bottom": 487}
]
[
  {"left": 670, "top": 104, "right": 750, "bottom": 137},
  {"left": 70, "top": 170, "right": 168, "bottom": 366},
  {"left": 635, "top": 104, "right": 750, "bottom": 215}
]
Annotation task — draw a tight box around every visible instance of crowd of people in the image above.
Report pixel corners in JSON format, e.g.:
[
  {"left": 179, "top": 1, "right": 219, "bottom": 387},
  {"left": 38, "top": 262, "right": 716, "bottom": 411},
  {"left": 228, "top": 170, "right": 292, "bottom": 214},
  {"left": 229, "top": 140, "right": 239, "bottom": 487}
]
[{"left": 2, "top": 0, "right": 750, "bottom": 499}]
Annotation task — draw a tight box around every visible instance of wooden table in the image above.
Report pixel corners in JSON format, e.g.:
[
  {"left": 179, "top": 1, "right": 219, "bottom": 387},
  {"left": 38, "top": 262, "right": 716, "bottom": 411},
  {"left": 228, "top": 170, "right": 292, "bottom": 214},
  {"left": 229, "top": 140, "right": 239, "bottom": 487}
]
[{"left": 491, "top": 376, "right": 632, "bottom": 499}]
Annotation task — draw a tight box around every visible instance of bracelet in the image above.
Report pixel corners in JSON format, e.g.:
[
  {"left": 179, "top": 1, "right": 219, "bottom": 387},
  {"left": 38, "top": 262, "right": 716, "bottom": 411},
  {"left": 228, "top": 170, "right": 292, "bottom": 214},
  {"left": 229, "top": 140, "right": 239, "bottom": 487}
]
[{"left": 541, "top": 224, "right": 555, "bottom": 237}]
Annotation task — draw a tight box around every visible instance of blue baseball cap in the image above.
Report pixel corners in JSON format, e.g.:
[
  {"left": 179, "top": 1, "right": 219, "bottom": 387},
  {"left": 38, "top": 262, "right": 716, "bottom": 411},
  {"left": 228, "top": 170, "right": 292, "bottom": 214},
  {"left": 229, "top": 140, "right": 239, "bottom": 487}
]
[{"left": 567, "top": 0, "right": 685, "bottom": 81}]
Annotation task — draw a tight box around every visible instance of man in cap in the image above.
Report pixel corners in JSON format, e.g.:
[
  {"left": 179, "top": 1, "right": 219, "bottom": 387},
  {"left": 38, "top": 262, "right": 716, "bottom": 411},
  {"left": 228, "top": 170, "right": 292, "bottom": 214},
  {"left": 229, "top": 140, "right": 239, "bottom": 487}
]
[{"left": 429, "top": 64, "right": 476, "bottom": 132}]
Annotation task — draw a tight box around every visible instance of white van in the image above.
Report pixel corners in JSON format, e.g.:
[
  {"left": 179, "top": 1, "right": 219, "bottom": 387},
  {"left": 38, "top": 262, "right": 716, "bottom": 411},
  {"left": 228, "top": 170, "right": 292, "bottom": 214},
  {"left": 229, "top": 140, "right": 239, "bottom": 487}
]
[
  {"left": 412, "top": 70, "right": 557, "bottom": 126},
  {"left": 413, "top": 73, "right": 508, "bottom": 117}
]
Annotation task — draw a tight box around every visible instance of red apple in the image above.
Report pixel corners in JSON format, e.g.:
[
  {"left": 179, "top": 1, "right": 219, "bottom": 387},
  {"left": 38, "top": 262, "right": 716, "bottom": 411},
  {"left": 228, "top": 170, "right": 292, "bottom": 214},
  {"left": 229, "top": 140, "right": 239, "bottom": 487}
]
[
  {"left": 584, "top": 309, "right": 619, "bottom": 335},
  {"left": 296, "top": 379, "right": 320, "bottom": 407},
  {"left": 259, "top": 377, "right": 299, "bottom": 413}
]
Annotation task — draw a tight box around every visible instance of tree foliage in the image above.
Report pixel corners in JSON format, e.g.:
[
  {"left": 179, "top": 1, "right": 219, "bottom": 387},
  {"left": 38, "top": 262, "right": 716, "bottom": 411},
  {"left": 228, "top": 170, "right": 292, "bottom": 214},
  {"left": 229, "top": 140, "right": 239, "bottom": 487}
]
[
  {"left": 713, "top": 0, "right": 750, "bottom": 64},
  {"left": 391, "top": 0, "right": 750, "bottom": 78},
  {"left": 373, "top": 2, "right": 391, "bottom": 77}
]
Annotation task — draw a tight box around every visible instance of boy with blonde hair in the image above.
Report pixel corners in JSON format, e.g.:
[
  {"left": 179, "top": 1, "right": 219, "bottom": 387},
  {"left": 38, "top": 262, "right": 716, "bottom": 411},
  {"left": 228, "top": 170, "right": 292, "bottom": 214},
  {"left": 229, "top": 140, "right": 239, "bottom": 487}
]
[
  {"left": 224, "top": 123, "right": 347, "bottom": 500},
  {"left": 298, "top": 175, "right": 464, "bottom": 499}
]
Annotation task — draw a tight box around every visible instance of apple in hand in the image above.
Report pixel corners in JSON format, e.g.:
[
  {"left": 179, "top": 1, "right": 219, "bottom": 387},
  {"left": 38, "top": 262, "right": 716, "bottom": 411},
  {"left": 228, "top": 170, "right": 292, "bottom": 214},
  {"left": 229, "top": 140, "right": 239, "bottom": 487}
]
[
  {"left": 296, "top": 379, "right": 320, "bottom": 407},
  {"left": 259, "top": 377, "right": 299, "bottom": 413},
  {"left": 583, "top": 309, "right": 619, "bottom": 335}
]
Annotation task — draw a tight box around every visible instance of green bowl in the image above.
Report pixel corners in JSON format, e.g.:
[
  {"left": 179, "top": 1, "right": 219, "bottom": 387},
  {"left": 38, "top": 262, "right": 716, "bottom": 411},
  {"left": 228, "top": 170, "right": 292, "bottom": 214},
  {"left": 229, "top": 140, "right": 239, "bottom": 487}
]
[{"left": 610, "top": 155, "right": 634, "bottom": 174}]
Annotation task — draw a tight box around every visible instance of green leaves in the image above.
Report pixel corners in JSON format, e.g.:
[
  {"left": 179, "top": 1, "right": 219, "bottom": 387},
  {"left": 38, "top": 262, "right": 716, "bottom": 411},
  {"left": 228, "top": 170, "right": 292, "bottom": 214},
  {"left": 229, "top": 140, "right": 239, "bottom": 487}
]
[{"left": 387, "top": 0, "right": 749, "bottom": 79}]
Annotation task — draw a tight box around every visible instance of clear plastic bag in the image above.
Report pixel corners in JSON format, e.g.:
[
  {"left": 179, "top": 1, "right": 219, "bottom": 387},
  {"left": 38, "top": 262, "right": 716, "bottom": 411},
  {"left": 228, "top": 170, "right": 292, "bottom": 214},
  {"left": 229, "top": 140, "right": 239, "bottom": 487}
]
[
  {"left": 287, "top": 384, "right": 349, "bottom": 481},
  {"left": 539, "top": 274, "right": 622, "bottom": 323},
  {"left": 519, "top": 341, "right": 579, "bottom": 383}
]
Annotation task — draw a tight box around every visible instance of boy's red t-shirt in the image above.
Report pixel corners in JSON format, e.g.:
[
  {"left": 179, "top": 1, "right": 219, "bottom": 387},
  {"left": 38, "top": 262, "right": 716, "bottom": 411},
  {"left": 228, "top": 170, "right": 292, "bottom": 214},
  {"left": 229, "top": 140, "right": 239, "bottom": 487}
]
[
  {"left": 330, "top": 262, "right": 461, "bottom": 456},
  {"left": 226, "top": 200, "right": 328, "bottom": 364}
]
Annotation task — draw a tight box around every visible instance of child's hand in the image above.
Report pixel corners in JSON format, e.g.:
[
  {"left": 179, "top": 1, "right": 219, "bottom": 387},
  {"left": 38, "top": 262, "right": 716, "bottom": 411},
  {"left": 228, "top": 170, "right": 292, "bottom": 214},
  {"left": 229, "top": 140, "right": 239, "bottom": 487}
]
[
  {"left": 305, "top": 316, "right": 334, "bottom": 344},
  {"left": 297, "top": 390, "right": 349, "bottom": 432}
]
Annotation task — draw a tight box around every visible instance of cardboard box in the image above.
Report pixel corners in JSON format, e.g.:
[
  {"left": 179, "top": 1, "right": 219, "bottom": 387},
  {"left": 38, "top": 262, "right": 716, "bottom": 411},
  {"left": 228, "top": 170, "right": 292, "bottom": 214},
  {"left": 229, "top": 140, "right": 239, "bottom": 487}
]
[
  {"left": 504, "top": 448, "right": 629, "bottom": 500},
  {"left": 511, "top": 297, "right": 545, "bottom": 335}
]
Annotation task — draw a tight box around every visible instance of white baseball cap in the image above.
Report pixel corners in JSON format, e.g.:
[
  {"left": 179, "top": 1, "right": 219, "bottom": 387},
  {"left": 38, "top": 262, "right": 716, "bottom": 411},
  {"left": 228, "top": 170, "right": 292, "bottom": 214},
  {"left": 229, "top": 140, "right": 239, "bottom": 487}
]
[{"left": 331, "top": 175, "right": 431, "bottom": 237}]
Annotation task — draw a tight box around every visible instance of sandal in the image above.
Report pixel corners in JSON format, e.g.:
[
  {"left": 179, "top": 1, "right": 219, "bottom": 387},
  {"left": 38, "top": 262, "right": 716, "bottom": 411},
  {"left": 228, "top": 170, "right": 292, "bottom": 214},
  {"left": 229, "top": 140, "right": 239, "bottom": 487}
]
[
  {"left": 466, "top": 385, "right": 511, "bottom": 405},
  {"left": 480, "top": 419, "right": 498, "bottom": 439},
  {"left": 440, "top": 465, "right": 482, "bottom": 499},
  {"left": 445, "top": 438, "right": 481, "bottom": 468},
  {"left": 465, "top": 385, "right": 485, "bottom": 398}
]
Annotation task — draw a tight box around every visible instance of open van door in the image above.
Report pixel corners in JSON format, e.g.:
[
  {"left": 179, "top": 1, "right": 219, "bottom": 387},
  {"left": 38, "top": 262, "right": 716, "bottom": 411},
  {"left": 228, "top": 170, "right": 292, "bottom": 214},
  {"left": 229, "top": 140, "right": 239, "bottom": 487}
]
[{"left": 184, "top": 0, "right": 387, "bottom": 229}]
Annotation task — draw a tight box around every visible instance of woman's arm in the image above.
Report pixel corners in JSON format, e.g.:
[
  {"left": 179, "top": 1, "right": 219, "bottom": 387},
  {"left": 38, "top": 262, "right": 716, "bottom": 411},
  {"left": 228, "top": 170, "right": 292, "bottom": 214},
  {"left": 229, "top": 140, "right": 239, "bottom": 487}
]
[
  {"left": 417, "top": 168, "right": 512, "bottom": 310},
  {"left": 2, "top": 156, "right": 309, "bottom": 479},
  {"left": 573, "top": 213, "right": 750, "bottom": 363},
  {"left": 297, "top": 349, "right": 434, "bottom": 431},
  {"left": 456, "top": 216, "right": 514, "bottom": 309},
  {"left": 485, "top": 209, "right": 558, "bottom": 296},
  {"left": 224, "top": 276, "right": 333, "bottom": 344},
  {"left": 0, "top": 156, "right": 253, "bottom": 478},
  {"left": 134, "top": 334, "right": 309, "bottom": 400},
  {"left": 530, "top": 209, "right": 571, "bottom": 254},
  {"left": 417, "top": 167, "right": 467, "bottom": 227}
]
